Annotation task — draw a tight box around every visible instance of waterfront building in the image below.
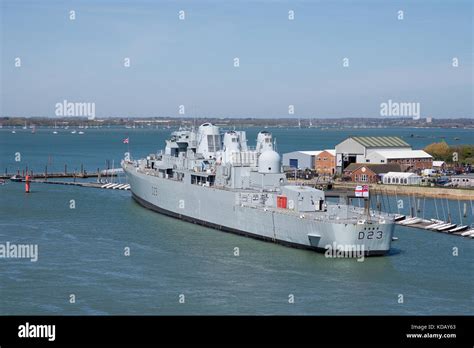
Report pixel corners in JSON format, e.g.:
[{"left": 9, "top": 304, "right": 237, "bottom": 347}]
[
  {"left": 283, "top": 149, "right": 336, "bottom": 174},
  {"left": 450, "top": 174, "right": 474, "bottom": 188},
  {"left": 282, "top": 151, "right": 320, "bottom": 169},
  {"left": 432, "top": 160, "right": 447, "bottom": 171},
  {"left": 365, "top": 150, "right": 433, "bottom": 171},
  {"left": 382, "top": 172, "right": 422, "bottom": 185},
  {"left": 315, "top": 150, "right": 336, "bottom": 175},
  {"left": 343, "top": 163, "right": 401, "bottom": 183},
  {"left": 335, "top": 136, "right": 411, "bottom": 174}
]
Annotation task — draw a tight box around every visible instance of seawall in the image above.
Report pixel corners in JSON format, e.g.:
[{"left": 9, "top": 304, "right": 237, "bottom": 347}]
[{"left": 332, "top": 183, "right": 473, "bottom": 201}]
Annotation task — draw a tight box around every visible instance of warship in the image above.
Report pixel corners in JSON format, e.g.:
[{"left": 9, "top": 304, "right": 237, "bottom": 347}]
[{"left": 122, "top": 123, "right": 395, "bottom": 256}]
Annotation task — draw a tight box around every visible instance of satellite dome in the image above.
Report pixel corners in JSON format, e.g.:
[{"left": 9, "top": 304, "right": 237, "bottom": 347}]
[{"left": 258, "top": 150, "right": 281, "bottom": 174}]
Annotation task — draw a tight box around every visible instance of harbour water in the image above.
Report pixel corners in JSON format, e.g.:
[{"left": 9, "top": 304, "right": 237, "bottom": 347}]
[{"left": 0, "top": 127, "right": 472, "bottom": 315}]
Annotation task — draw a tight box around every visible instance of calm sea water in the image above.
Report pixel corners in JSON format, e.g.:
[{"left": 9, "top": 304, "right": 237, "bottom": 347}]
[{"left": 0, "top": 127, "right": 472, "bottom": 315}]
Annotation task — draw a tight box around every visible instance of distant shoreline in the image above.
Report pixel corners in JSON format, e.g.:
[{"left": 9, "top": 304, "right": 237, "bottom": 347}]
[{"left": 1, "top": 116, "right": 473, "bottom": 129}]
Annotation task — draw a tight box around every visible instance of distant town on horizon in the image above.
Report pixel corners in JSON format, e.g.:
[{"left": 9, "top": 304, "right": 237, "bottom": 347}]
[{"left": 0, "top": 116, "right": 472, "bottom": 129}]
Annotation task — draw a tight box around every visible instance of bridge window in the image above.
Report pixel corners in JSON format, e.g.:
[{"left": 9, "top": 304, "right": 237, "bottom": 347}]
[{"left": 191, "top": 175, "right": 214, "bottom": 187}]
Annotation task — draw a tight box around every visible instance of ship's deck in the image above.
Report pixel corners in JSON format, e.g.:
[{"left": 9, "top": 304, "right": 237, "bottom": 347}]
[
  {"left": 240, "top": 202, "right": 393, "bottom": 224},
  {"left": 129, "top": 163, "right": 394, "bottom": 225}
]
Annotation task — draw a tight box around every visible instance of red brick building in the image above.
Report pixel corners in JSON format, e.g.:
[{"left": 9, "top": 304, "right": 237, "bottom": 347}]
[
  {"left": 316, "top": 150, "right": 336, "bottom": 175},
  {"left": 365, "top": 150, "right": 433, "bottom": 172},
  {"left": 343, "top": 163, "right": 401, "bottom": 183}
]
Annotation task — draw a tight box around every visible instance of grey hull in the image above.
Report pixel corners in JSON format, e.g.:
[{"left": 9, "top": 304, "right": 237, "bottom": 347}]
[
  {"left": 124, "top": 164, "right": 394, "bottom": 256},
  {"left": 132, "top": 192, "right": 389, "bottom": 256}
]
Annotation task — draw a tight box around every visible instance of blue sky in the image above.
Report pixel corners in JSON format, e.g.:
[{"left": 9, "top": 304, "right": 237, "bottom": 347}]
[{"left": 1, "top": 0, "right": 472, "bottom": 118}]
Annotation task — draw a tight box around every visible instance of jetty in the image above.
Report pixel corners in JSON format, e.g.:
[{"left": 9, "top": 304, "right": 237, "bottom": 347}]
[
  {"left": 29, "top": 179, "right": 130, "bottom": 190},
  {"left": 394, "top": 216, "right": 474, "bottom": 238},
  {"left": 1, "top": 165, "right": 121, "bottom": 180}
]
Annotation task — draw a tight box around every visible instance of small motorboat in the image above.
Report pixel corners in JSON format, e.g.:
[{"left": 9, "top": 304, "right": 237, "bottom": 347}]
[
  {"left": 447, "top": 225, "right": 469, "bottom": 233},
  {"left": 397, "top": 217, "right": 412, "bottom": 225},
  {"left": 394, "top": 214, "right": 406, "bottom": 222},
  {"left": 425, "top": 221, "right": 446, "bottom": 229},
  {"left": 461, "top": 230, "right": 474, "bottom": 237},
  {"left": 436, "top": 223, "right": 457, "bottom": 232},
  {"left": 428, "top": 222, "right": 450, "bottom": 230},
  {"left": 10, "top": 174, "right": 23, "bottom": 182},
  {"left": 399, "top": 217, "right": 422, "bottom": 225}
]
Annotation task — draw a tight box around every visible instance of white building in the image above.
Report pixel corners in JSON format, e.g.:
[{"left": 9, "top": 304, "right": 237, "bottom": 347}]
[
  {"left": 432, "top": 161, "right": 446, "bottom": 170},
  {"left": 282, "top": 151, "right": 321, "bottom": 169},
  {"left": 450, "top": 174, "right": 474, "bottom": 188},
  {"left": 382, "top": 172, "right": 422, "bottom": 185},
  {"left": 365, "top": 150, "right": 433, "bottom": 170},
  {"left": 335, "top": 136, "right": 411, "bottom": 173}
]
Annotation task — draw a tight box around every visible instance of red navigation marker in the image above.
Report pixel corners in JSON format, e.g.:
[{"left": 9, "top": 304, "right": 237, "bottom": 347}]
[{"left": 25, "top": 175, "right": 30, "bottom": 193}]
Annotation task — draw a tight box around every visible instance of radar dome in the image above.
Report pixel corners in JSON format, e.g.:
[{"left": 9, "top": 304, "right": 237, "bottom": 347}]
[{"left": 258, "top": 150, "right": 281, "bottom": 174}]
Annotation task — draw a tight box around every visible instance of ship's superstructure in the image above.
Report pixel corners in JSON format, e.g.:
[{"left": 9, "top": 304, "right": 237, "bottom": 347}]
[{"left": 122, "top": 123, "right": 395, "bottom": 255}]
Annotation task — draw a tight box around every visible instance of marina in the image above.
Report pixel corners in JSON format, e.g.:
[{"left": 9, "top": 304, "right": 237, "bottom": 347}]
[
  {"left": 0, "top": 126, "right": 472, "bottom": 316},
  {"left": 1, "top": 2, "right": 472, "bottom": 343},
  {"left": 394, "top": 216, "right": 474, "bottom": 238}
]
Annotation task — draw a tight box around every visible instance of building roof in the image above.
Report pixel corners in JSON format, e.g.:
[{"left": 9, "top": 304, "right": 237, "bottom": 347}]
[
  {"left": 452, "top": 174, "right": 474, "bottom": 179},
  {"left": 285, "top": 149, "right": 335, "bottom": 157},
  {"left": 344, "top": 163, "right": 402, "bottom": 174},
  {"left": 383, "top": 172, "right": 420, "bottom": 178},
  {"left": 299, "top": 150, "right": 322, "bottom": 156},
  {"left": 351, "top": 136, "right": 410, "bottom": 148},
  {"left": 322, "top": 149, "right": 336, "bottom": 156},
  {"left": 372, "top": 150, "right": 433, "bottom": 159}
]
